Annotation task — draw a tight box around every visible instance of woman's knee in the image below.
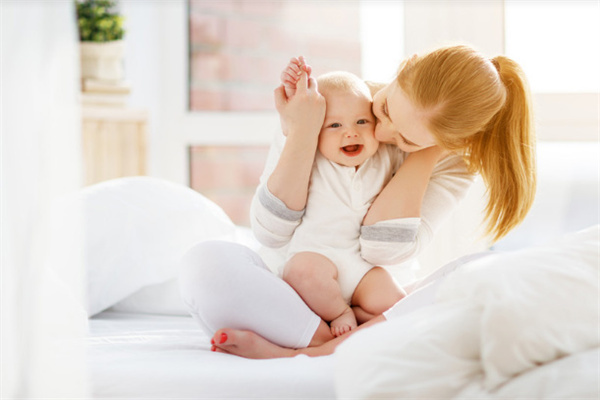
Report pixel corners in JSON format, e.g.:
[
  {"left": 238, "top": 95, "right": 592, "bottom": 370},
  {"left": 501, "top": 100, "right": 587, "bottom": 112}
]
[{"left": 179, "top": 240, "right": 254, "bottom": 299}]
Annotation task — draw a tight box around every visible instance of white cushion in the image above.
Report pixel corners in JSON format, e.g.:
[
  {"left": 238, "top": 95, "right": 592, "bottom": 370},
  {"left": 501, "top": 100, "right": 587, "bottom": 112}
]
[
  {"left": 440, "top": 225, "right": 599, "bottom": 390},
  {"left": 109, "top": 278, "right": 189, "bottom": 316},
  {"left": 110, "top": 226, "right": 260, "bottom": 316},
  {"left": 65, "top": 177, "right": 236, "bottom": 316},
  {"left": 334, "top": 226, "right": 599, "bottom": 398}
]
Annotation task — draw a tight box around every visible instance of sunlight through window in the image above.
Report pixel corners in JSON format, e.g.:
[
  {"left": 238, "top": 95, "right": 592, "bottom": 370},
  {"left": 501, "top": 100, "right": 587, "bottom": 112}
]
[
  {"left": 505, "top": 1, "right": 600, "bottom": 93},
  {"left": 360, "top": 1, "right": 405, "bottom": 83}
]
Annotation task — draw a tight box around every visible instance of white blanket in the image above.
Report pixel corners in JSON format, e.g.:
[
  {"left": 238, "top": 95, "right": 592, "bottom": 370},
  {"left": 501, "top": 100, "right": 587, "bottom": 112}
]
[{"left": 334, "top": 226, "right": 599, "bottom": 399}]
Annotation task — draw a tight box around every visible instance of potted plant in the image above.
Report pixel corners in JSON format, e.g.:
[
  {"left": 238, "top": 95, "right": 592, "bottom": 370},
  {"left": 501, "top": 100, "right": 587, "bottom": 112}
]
[{"left": 76, "top": 0, "right": 126, "bottom": 82}]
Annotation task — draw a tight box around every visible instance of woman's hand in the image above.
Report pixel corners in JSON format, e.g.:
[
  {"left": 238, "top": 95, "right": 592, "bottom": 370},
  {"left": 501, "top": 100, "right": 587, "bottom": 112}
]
[{"left": 274, "top": 71, "right": 326, "bottom": 139}]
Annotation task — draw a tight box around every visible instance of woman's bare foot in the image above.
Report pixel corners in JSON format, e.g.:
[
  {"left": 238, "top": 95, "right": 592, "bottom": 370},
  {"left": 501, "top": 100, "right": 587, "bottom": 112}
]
[
  {"left": 330, "top": 307, "right": 357, "bottom": 337},
  {"left": 210, "top": 329, "right": 298, "bottom": 359}
]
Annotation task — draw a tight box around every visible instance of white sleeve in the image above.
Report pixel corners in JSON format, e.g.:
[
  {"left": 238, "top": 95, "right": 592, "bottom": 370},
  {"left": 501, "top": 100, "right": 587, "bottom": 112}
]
[
  {"left": 249, "top": 132, "right": 304, "bottom": 248},
  {"left": 360, "top": 154, "right": 474, "bottom": 266},
  {"left": 250, "top": 184, "right": 304, "bottom": 248}
]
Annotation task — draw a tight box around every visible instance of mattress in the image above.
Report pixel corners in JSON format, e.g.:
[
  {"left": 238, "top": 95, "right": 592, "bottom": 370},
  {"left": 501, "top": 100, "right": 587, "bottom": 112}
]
[{"left": 87, "top": 311, "right": 336, "bottom": 399}]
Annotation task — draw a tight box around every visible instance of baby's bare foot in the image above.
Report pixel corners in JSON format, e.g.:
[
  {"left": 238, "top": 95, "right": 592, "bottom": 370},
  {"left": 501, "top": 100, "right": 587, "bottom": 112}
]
[{"left": 330, "top": 308, "right": 357, "bottom": 337}]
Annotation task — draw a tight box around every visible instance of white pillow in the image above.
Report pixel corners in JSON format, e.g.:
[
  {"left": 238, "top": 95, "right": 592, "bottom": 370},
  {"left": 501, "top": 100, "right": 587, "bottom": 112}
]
[
  {"left": 439, "top": 225, "right": 599, "bottom": 390},
  {"left": 110, "top": 226, "right": 261, "bottom": 316},
  {"left": 65, "top": 177, "right": 236, "bottom": 316},
  {"left": 109, "top": 278, "right": 189, "bottom": 316}
]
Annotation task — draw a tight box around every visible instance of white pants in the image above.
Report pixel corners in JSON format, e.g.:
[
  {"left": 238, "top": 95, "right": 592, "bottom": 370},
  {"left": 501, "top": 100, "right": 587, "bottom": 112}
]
[
  {"left": 179, "top": 240, "right": 491, "bottom": 349},
  {"left": 179, "top": 241, "right": 321, "bottom": 349}
]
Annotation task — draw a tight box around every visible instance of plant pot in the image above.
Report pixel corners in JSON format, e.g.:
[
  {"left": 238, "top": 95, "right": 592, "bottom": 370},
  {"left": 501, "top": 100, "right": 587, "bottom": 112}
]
[{"left": 80, "top": 40, "right": 125, "bottom": 82}]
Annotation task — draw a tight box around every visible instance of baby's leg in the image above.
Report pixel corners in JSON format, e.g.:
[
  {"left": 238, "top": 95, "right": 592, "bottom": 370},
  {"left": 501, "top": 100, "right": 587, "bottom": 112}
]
[
  {"left": 351, "top": 266, "right": 406, "bottom": 324},
  {"left": 283, "top": 252, "right": 357, "bottom": 337}
]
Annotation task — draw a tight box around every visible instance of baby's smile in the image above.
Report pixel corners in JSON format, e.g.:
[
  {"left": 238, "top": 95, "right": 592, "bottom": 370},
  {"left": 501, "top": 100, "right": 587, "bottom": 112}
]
[{"left": 341, "top": 144, "right": 363, "bottom": 156}]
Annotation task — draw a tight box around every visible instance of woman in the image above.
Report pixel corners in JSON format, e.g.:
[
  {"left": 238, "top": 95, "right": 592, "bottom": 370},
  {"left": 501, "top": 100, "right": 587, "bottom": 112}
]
[{"left": 179, "top": 44, "right": 536, "bottom": 358}]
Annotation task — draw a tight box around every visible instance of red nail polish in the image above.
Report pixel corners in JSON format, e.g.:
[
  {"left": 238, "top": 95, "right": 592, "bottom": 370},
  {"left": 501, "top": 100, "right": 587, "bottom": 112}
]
[
  {"left": 210, "top": 338, "right": 215, "bottom": 345},
  {"left": 219, "top": 332, "right": 228, "bottom": 344},
  {"left": 211, "top": 345, "right": 216, "bottom": 352}
]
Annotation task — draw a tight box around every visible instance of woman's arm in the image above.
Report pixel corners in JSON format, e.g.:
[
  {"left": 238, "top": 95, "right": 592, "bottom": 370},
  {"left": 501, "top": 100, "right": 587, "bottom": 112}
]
[
  {"left": 360, "top": 147, "right": 474, "bottom": 265},
  {"left": 363, "top": 146, "right": 446, "bottom": 225}
]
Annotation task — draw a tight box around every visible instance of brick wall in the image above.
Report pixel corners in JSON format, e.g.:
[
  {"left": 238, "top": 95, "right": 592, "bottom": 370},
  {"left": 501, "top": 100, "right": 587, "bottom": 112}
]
[
  {"left": 189, "top": 0, "right": 362, "bottom": 111},
  {"left": 189, "top": 145, "right": 270, "bottom": 226}
]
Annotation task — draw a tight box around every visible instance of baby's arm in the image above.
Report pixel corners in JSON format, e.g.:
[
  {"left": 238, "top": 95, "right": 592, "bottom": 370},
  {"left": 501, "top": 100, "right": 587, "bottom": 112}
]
[{"left": 281, "top": 56, "right": 312, "bottom": 99}]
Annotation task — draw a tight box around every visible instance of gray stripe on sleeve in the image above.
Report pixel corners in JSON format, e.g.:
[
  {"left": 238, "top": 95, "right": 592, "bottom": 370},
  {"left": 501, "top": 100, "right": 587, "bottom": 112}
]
[
  {"left": 258, "top": 185, "right": 305, "bottom": 222},
  {"left": 360, "top": 224, "right": 418, "bottom": 243}
]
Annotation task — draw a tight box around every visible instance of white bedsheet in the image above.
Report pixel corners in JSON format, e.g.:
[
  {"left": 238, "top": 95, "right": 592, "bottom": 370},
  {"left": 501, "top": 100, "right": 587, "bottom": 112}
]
[{"left": 87, "top": 311, "right": 335, "bottom": 399}]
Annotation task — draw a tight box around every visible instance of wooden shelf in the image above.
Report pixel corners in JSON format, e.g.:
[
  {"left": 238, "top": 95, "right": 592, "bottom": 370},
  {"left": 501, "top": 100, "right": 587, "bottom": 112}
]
[{"left": 82, "top": 105, "right": 148, "bottom": 186}]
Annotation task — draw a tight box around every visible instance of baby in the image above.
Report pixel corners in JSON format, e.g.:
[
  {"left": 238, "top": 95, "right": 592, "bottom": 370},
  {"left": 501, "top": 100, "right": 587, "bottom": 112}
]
[{"left": 278, "top": 57, "right": 403, "bottom": 336}]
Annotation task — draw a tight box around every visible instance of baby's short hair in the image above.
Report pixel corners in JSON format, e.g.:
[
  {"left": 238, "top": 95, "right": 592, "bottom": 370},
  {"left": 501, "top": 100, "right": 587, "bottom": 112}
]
[{"left": 317, "top": 71, "right": 372, "bottom": 100}]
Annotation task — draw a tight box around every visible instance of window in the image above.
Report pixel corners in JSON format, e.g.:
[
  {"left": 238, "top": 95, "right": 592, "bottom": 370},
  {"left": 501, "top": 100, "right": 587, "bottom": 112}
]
[
  {"left": 188, "top": 0, "right": 404, "bottom": 111},
  {"left": 505, "top": 1, "right": 600, "bottom": 93},
  {"left": 188, "top": 1, "right": 362, "bottom": 111}
]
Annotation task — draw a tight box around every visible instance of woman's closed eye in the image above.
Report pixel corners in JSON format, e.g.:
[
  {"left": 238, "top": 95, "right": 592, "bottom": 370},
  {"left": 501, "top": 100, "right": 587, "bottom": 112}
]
[
  {"left": 399, "top": 134, "right": 412, "bottom": 146},
  {"left": 380, "top": 102, "right": 389, "bottom": 118}
]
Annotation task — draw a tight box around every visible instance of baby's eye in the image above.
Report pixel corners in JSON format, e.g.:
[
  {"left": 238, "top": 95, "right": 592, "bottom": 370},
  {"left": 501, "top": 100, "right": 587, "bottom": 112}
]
[
  {"left": 329, "top": 122, "right": 341, "bottom": 128},
  {"left": 357, "top": 119, "right": 368, "bottom": 125}
]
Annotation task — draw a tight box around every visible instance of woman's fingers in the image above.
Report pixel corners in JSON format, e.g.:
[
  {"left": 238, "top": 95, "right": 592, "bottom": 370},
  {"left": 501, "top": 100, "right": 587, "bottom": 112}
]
[
  {"left": 274, "top": 84, "right": 287, "bottom": 109},
  {"left": 307, "top": 75, "right": 318, "bottom": 91},
  {"left": 295, "top": 70, "right": 309, "bottom": 93}
]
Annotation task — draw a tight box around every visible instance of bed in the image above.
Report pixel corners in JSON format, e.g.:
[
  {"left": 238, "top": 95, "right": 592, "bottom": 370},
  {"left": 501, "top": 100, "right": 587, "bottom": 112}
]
[
  {"left": 87, "top": 311, "right": 335, "bottom": 399},
  {"left": 75, "top": 159, "right": 598, "bottom": 399}
]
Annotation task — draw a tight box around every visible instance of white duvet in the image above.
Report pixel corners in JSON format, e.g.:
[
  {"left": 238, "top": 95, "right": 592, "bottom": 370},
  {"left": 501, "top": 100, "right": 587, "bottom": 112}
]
[{"left": 335, "top": 225, "right": 599, "bottom": 399}]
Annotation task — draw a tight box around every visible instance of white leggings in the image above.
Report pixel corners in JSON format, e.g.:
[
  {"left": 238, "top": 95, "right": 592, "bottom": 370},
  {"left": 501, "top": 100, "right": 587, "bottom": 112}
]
[
  {"left": 179, "top": 240, "right": 491, "bottom": 349},
  {"left": 179, "top": 241, "right": 321, "bottom": 349}
]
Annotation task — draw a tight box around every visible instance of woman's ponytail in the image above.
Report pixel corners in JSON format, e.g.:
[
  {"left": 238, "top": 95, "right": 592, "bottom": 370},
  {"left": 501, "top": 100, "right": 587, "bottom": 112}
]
[
  {"left": 401, "top": 46, "right": 537, "bottom": 242},
  {"left": 469, "top": 56, "right": 536, "bottom": 241}
]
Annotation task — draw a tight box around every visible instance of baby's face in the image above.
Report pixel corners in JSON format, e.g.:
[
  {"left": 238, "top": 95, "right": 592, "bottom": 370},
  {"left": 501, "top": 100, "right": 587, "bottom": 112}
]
[{"left": 318, "top": 91, "right": 379, "bottom": 168}]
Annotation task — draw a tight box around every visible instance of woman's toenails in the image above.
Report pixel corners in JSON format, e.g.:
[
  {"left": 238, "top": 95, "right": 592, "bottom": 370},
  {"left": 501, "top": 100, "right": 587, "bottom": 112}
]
[{"left": 219, "top": 332, "right": 228, "bottom": 344}]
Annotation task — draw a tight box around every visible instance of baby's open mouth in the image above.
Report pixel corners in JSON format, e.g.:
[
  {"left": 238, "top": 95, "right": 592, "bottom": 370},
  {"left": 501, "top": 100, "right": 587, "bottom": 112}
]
[{"left": 341, "top": 144, "right": 363, "bottom": 156}]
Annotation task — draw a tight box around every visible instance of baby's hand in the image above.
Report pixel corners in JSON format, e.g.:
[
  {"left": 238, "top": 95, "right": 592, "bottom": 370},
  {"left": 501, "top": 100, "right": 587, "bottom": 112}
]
[{"left": 281, "top": 56, "right": 312, "bottom": 99}]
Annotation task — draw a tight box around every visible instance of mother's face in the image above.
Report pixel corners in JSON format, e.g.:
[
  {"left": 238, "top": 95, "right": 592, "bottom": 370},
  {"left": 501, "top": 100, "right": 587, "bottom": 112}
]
[{"left": 372, "top": 81, "right": 437, "bottom": 153}]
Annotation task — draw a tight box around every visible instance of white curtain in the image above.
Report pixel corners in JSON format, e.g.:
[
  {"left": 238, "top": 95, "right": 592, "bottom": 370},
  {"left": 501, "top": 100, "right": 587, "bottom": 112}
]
[{"left": 1, "top": 1, "right": 89, "bottom": 398}]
